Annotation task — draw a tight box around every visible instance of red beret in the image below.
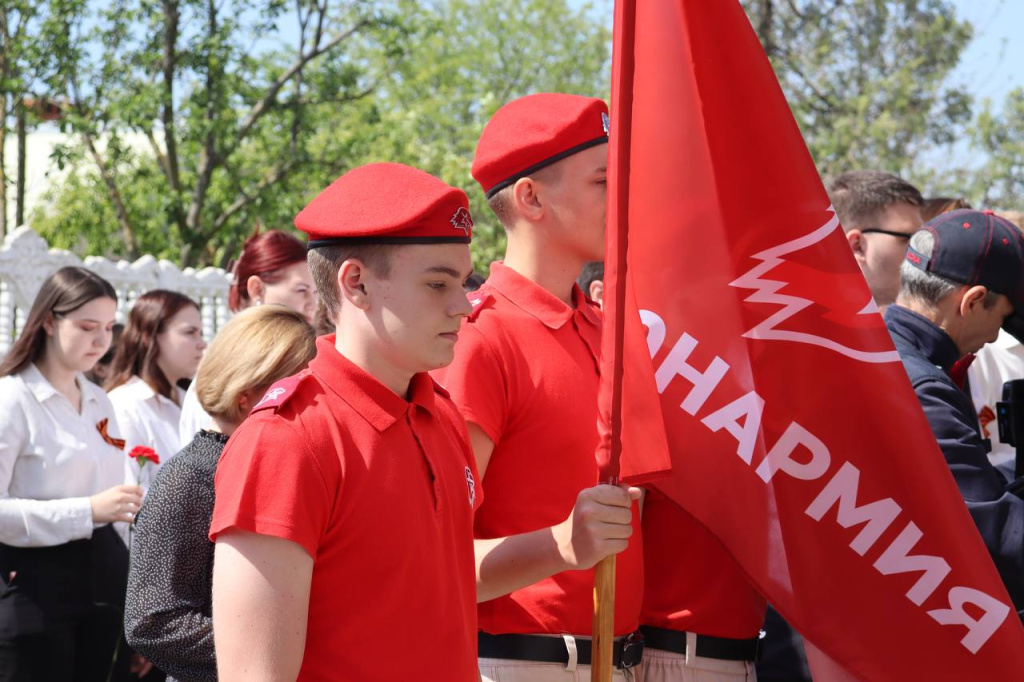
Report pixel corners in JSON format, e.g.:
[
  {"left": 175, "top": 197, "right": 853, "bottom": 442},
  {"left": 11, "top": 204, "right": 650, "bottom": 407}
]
[
  {"left": 296, "top": 163, "right": 473, "bottom": 247},
  {"left": 472, "top": 93, "right": 609, "bottom": 198}
]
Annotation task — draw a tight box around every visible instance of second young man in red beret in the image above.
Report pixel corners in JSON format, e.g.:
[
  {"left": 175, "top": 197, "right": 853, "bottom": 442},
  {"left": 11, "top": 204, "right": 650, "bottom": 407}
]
[
  {"left": 436, "top": 93, "right": 645, "bottom": 680},
  {"left": 210, "top": 163, "right": 482, "bottom": 681}
]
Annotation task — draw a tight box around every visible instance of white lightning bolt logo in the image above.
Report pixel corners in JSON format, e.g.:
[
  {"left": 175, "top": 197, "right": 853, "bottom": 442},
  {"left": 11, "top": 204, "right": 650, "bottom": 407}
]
[{"left": 729, "top": 207, "right": 900, "bottom": 364}]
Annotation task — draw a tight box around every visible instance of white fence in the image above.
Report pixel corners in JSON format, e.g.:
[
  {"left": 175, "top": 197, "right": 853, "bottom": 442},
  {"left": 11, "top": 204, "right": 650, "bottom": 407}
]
[{"left": 0, "top": 226, "right": 232, "bottom": 356}]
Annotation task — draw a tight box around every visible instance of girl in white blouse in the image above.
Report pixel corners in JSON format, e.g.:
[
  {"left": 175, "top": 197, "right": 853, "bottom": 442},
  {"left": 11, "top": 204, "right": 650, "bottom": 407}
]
[
  {"left": 106, "top": 290, "right": 207, "bottom": 492},
  {"left": 0, "top": 266, "right": 143, "bottom": 680}
]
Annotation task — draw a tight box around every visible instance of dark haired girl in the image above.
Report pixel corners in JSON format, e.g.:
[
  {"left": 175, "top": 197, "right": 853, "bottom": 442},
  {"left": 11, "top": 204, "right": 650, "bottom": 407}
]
[
  {"left": 107, "top": 290, "right": 206, "bottom": 491},
  {"left": 0, "top": 266, "right": 143, "bottom": 680}
]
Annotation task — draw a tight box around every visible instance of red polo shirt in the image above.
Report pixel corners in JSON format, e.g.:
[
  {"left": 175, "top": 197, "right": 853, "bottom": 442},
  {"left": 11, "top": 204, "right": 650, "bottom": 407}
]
[
  {"left": 435, "top": 262, "right": 643, "bottom": 636},
  {"left": 210, "top": 337, "right": 481, "bottom": 681},
  {"left": 641, "top": 487, "right": 766, "bottom": 639}
]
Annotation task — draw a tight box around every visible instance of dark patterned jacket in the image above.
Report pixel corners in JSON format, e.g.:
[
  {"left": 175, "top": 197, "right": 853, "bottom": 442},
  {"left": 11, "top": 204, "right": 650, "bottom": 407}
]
[{"left": 125, "top": 430, "right": 229, "bottom": 681}]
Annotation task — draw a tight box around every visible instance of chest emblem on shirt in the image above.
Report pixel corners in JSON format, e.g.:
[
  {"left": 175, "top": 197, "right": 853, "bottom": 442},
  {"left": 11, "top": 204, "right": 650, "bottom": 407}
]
[
  {"left": 465, "top": 466, "right": 476, "bottom": 507},
  {"left": 255, "top": 387, "right": 287, "bottom": 408}
]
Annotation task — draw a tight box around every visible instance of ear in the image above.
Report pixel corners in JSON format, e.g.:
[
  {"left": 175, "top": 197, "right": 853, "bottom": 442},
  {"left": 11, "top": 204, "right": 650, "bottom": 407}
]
[
  {"left": 512, "top": 177, "right": 545, "bottom": 222},
  {"left": 246, "top": 275, "right": 265, "bottom": 304},
  {"left": 589, "top": 279, "right": 604, "bottom": 304},
  {"left": 959, "top": 285, "right": 988, "bottom": 317},
  {"left": 338, "top": 259, "right": 372, "bottom": 311},
  {"left": 41, "top": 313, "right": 56, "bottom": 337},
  {"left": 237, "top": 387, "right": 263, "bottom": 416},
  {"left": 846, "top": 229, "right": 868, "bottom": 264}
]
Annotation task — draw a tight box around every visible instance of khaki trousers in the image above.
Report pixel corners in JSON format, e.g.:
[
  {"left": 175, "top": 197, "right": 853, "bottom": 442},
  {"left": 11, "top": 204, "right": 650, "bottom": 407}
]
[
  {"left": 480, "top": 658, "right": 637, "bottom": 682},
  {"left": 640, "top": 641, "right": 756, "bottom": 682},
  {"left": 480, "top": 635, "right": 637, "bottom": 682}
]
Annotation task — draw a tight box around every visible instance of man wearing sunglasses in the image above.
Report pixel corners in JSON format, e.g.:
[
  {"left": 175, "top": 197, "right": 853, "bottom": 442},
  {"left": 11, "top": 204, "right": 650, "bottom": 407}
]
[{"left": 829, "top": 169, "right": 925, "bottom": 309}]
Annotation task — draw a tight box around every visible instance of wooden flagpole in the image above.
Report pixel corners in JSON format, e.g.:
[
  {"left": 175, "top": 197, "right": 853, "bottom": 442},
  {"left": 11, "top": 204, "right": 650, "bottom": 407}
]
[{"left": 592, "top": 0, "right": 636, "bottom": 680}]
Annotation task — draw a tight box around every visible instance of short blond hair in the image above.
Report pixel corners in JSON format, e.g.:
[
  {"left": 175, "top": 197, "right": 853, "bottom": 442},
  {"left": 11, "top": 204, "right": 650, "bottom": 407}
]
[{"left": 195, "top": 305, "right": 316, "bottom": 422}]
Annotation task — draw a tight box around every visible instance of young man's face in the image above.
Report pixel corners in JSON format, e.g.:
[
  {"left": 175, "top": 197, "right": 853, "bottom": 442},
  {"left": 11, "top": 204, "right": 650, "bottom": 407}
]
[
  {"left": 851, "top": 201, "right": 923, "bottom": 306},
  {"left": 368, "top": 243, "right": 474, "bottom": 376},
  {"left": 542, "top": 143, "right": 608, "bottom": 262}
]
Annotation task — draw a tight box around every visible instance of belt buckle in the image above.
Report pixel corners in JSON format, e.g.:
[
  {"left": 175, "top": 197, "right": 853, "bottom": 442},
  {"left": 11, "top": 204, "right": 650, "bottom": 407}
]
[{"left": 618, "top": 631, "right": 645, "bottom": 669}]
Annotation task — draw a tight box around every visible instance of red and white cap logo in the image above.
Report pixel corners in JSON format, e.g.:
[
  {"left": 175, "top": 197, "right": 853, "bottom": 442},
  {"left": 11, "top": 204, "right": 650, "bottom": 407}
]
[{"left": 451, "top": 207, "right": 473, "bottom": 235}]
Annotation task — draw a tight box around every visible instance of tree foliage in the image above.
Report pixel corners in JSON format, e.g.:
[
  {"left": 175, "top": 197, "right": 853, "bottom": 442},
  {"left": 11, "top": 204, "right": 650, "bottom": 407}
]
[
  {"left": 29, "top": 0, "right": 611, "bottom": 272},
  {"left": 32, "top": 0, "right": 408, "bottom": 265},
  {"left": 26, "top": 0, "right": 1024, "bottom": 270},
  {"left": 741, "top": 0, "right": 973, "bottom": 181},
  {"left": 968, "top": 88, "right": 1024, "bottom": 210}
]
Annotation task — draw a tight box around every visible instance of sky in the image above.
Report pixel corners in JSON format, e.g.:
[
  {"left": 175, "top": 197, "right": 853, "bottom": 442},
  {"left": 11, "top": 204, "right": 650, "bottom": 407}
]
[{"left": 948, "top": 0, "right": 1024, "bottom": 106}]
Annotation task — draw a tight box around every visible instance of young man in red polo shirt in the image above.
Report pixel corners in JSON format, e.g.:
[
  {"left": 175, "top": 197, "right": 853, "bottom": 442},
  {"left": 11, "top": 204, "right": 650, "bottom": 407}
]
[
  {"left": 436, "top": 93, "right": 644, "bottom": 680},
  {"left": 209, "top": 163, "right": 482, "bottom": 681}
]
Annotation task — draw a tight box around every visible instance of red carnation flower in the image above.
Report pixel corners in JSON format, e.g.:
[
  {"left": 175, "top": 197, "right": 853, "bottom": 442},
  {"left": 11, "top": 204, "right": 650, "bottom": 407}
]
[{"left": 128, "top": 445, "right": 161, "bottom": 467}]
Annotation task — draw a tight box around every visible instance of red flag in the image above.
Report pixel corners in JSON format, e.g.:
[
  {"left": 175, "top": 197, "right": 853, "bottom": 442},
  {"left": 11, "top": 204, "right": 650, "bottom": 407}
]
[{"left": 597, "top": 0, "right": 1024, "bottom": 678}]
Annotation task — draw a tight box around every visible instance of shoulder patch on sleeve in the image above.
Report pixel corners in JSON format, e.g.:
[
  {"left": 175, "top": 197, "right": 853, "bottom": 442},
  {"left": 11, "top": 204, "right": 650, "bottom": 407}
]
[{"left": 250, "top": 370, "right": 310, "bottom": 414}]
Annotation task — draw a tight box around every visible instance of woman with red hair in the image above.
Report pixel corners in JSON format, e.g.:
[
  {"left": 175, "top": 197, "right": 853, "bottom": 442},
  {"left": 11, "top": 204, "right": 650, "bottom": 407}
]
[
  {"left": 226, "top": 230, "right": 316, "bottom": 318},
  {"left": 179, "top": 230, "right": 315, "bottom": 441}
]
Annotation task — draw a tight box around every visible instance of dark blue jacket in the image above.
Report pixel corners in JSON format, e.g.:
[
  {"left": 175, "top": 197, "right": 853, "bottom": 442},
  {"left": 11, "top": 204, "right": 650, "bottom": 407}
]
[{"left": 886, "top": 304, "right": 1024, "bottom": 614}]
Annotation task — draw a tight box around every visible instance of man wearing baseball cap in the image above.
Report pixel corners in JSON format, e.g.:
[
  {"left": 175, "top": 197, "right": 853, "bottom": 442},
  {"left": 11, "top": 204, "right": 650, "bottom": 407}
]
[
  {"left": 886, "top": 208, "right": 1024, "bottom": 616},
  {"left": 435, "top": 93, "right": 644, "bottom": 680},
  {"left": 210, "top": 163, "right": 482, "bottom": 680}
]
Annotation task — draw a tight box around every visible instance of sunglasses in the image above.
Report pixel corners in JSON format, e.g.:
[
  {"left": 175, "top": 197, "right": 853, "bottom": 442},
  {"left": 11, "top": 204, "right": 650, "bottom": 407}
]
[{"left": 860, "top": 228, "right": 916, "bottom": 240}]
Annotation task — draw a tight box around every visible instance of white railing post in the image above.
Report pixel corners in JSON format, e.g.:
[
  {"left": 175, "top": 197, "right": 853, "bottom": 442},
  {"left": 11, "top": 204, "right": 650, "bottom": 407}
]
[{"left": 0, "top": 226, "right": 232, "bottom": 358}]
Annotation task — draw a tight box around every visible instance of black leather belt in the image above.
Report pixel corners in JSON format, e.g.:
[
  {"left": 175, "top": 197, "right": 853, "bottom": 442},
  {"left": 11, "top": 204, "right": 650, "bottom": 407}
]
[
  {"left": 478, "top": 631, "right": 645, "bottom": 669},
  {"left": 640, "top": 625, "right": 759, "bottom": 662}
]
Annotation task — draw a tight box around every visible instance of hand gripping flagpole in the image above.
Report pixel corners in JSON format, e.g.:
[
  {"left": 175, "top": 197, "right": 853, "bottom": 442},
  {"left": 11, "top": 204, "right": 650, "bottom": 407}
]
[{"left": 592, "top": 1, "right": 636, "bottom": 680}]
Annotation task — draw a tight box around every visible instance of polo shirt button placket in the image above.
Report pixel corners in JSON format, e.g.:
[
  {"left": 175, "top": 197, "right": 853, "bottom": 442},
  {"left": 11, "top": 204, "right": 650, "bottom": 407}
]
[{"left": 407, "top": 411, "right": 443, "bottom": 513}]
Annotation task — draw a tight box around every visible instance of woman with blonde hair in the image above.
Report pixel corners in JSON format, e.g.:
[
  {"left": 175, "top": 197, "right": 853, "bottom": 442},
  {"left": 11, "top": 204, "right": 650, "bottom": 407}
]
[{"left": 123, "top": 305, "right": 315, "bottom": 681}]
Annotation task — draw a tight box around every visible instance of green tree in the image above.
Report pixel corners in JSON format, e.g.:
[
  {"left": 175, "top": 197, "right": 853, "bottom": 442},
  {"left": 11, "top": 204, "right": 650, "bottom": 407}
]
[
  {"left": 1, "top": 0, "right": 53, "bottom": 237},
  {"left": 966, "top": 87, "right": 1024, "bottom": 210},
  {"left": 315, "top": 0, "right": 611, "bottom": 272},
  {"left": 32, "top": 0, "right": 611, "bottom": 272},
  {"left": 741, "top": 0, "right": 973, "bottom": 181},
  {"left": 32, "top": 0, "right": 403, "bottom": 265}
]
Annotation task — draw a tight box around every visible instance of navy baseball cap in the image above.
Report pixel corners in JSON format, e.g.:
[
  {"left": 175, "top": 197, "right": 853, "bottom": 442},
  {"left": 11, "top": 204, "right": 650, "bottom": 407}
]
[{"left": 905, "top": 209, "right": 1024, "bottom": 341}]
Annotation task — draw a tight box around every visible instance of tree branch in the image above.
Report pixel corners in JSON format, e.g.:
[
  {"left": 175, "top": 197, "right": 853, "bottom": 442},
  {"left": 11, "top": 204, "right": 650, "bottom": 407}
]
[
  {"left": 184, "top": 0, "right": 220, "bottom": 243},
  {"left": 225, "top": 18, "right": 369, "bottom": 159},
  {"left": 208, "top": 157, "right": 296, "bottom": 235},
  {"left": 160, "top": 0, "right": 182, "bottom": 197},
  {"left": 83, "top": 131, "right": 139, "bottom": 257}
]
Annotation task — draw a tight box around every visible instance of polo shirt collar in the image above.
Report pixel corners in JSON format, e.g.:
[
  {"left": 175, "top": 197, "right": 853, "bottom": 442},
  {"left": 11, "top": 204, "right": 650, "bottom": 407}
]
[
  {"left": 309, "top": 335, "right": 437, "bottom": 432},
  {"left": 486, "top": 261, "right": 600, "bottom": 330},
  {"left": 23, "top": 363, "right": 99, "bottom": 405}
]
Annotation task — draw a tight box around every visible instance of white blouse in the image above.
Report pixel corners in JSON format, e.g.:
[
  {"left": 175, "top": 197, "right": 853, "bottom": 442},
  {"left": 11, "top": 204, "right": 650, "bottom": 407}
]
[
  {"left": 0, "top": 364, "right": 126, "bottom": 547},
  {"left": 108, "top": 376, "right": 185, "bottom": 492},
  {"left": 178, "top": 381, "right": 213, "bottom": 445}
]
